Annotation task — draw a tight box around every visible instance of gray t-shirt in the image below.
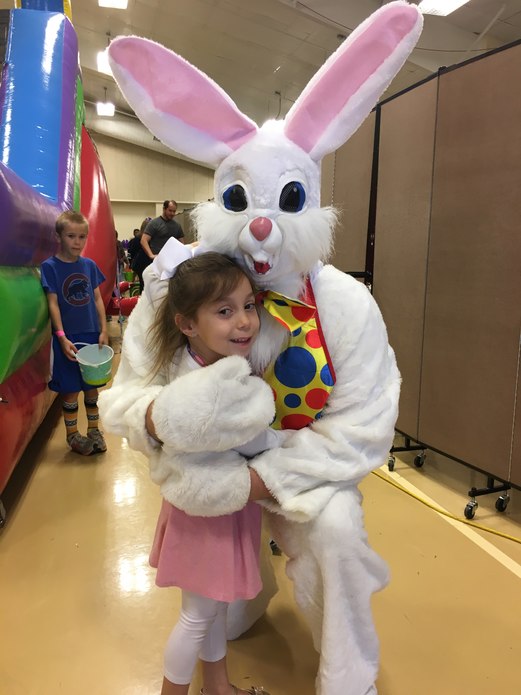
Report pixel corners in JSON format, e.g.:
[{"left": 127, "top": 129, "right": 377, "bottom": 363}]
[{"left": 144, "top": 215, "right": 184, "bottom": 254}]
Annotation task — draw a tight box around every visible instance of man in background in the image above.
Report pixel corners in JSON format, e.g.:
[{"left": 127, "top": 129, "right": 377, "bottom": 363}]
[{"left": 141, "top": 200, "right": 184, "bottom": 263}]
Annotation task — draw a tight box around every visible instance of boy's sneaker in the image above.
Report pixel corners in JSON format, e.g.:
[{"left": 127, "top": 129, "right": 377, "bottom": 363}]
[
  {"left": 67, "top": 432, "right": 96, "bottom": 456},
  {"left": 87, "top": 428, "right": 107, "bottom": 452}
]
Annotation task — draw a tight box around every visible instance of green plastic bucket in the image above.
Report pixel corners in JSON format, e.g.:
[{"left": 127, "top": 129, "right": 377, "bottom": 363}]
[
  {"left": 75, "top": 343, "right": 114, "bottom": 386},
  {"left": 129, "top": 282, "right": 141, "bottom": 297},
  {"left": 124, "top": 270, "right": 134, "bottom": 282}
]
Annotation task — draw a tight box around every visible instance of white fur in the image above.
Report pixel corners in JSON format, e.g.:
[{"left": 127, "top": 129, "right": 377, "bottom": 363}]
[
  {"left": 100, "top": 341, "right": 275, "bottom": 516},
  {"left": 152, "top": 355, "right": 275, "bottom": 453},
  {"left": 192, "top": 201, "right": 337, "bottom": 298}
]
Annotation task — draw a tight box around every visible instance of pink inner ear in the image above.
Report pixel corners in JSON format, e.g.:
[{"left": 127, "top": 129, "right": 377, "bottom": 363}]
[
  {"left": 285, "top": 9, "right": 418, "bottom": 154},
  {"left": 111, "top": 39, "right": 256, "bottom": 151}
]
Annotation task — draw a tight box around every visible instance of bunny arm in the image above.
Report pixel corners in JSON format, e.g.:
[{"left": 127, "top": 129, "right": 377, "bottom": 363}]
[
  {"left": 98, "top": 294, "right": 165, "bottom": 456},
  {"left": 150, "top": 448, "right": 252, "bottom": 517},
  {"left": 150, "top": 426, "right": 293, "bottom": 517},
  {"left": 98, "top": 301, "right": 272, "bottom": 516},
  {"left": 244, "top": 265, "right": 400, "bottom": 522},
  {"left": 98, "top": 289, "right": 275, "bottom": 456},
  {"left": 151, "top": 355, "right": 276, "bottom": 453}
]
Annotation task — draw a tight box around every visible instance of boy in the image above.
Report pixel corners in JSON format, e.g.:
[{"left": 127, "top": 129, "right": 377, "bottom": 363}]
[{"left": 41, "top": 210, "right": 109, "bottom": 455}]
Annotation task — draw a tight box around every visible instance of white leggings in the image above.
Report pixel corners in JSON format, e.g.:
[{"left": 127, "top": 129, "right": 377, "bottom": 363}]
[{"left": 164, "top": 590, "right": 228, "bottom": 685}]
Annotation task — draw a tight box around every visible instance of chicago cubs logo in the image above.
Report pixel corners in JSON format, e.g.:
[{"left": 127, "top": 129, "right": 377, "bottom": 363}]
[{"left": 63, "top": 273, "right": 91, "bottom": 306}]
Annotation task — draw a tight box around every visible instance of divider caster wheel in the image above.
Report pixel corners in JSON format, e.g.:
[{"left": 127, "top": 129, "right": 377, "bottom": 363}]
[
  {"left": 414, "top": 451, "right": 426, "bottom": 468},
  {"left": 495, "top": 494, "right": 510, "bottom": 513},
  {"left": 388, "top": 454, "right": 395, "bottom": 472},
  {"left": 464, "top": 500, "right": 478, "bottom": 519}
]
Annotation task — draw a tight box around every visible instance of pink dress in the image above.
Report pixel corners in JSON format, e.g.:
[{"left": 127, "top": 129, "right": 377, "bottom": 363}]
[{"left": 150, "top": 494, "right": 262, "bottom": 603}]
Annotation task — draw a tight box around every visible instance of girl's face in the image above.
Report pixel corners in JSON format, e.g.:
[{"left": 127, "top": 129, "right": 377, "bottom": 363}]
[
  {"left": 57, "top": 222, "right": 88, "bottom": 261},
  {"left": 179, "top": 275, "right": 260, "bottom": 365}
]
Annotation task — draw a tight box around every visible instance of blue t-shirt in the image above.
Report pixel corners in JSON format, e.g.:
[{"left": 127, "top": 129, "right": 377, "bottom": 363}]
[{"left": 40, "top": 256, "right": 106, "bottom": 334}]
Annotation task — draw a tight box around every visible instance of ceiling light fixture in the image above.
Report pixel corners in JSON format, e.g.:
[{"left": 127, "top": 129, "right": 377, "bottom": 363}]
[
  {"left": 97, "top": 87, "right": 115, "bottom": 117},
  {"left": 418, "top": 0, "right": 471, "bottom": 16},
  {"left": 98, "top": 0, "right": 128, "bottom": 9}
]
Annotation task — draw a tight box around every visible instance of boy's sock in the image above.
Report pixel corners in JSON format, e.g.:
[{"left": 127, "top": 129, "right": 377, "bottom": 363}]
[
  {"left": 62, "top": 400, "right": 79, "bottom": 439},
  {"left": 84, "top": 396, "right": 100, "bottom": 433},
  {"left": 85, "top": 396, "right": 107, "bottom": 452}
]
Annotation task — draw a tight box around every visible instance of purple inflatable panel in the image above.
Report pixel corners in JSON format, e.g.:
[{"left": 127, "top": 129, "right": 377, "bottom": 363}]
[{"left": 0, "top": 163, "right": 60, "bottom": 266}]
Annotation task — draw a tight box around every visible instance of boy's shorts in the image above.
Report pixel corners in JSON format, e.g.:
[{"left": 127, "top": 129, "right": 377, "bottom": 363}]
[{"left": 49, "top": 332, "right": 106, "bottom": 394}]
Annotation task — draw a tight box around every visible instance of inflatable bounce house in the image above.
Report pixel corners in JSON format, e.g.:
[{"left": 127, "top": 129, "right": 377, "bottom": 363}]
[{"left": 0, "top": 0, "right": 116, "bottom": 525}]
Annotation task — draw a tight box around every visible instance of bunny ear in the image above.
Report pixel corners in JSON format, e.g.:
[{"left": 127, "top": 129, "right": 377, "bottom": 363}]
[
  {"left": 284, "top": 1, "right": 423, "bottom": 162},
  {"left": 108, "top": 36, "right": 258, "bottom": 169}
]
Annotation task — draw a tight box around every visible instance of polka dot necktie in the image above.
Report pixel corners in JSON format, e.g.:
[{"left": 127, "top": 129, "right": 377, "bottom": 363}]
[{"left": 258, "top": 279, "right": 336, "bottom": 430}]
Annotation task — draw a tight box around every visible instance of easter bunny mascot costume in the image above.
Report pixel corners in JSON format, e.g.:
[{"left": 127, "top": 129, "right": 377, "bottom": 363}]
[{"left": 99, "top": 3, "right": 423, "bottom": 694}]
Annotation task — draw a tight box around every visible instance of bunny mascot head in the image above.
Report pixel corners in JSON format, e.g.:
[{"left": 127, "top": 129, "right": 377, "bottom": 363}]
[
  {"left": 102, "top": 3, "right": 423, "bottom": 693},
  {"left": 108, "top": 1, "right": 422, "bottom": 294}
]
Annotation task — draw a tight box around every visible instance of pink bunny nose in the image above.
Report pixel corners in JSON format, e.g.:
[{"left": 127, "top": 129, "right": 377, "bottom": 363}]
[{"left": 249, "top": 217, "right": 272, "bottom": 241}]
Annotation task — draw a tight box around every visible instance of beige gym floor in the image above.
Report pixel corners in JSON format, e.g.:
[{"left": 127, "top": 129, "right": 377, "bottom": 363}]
[{"left": 1, "top": 328, "right": 520, "bottom": 695}]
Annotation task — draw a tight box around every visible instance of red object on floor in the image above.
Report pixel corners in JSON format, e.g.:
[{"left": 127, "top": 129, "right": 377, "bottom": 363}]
[
  {"left": 106, "top": 295, "right": 138, "bottom": 317},
  {"left": 120, "top": 297, "right": 139, "bottom": 315}
]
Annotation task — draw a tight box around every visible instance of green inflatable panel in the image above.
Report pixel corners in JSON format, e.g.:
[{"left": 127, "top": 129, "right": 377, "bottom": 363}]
[
  {"left": 73, "top": 77, "right": 84, "bottom": 211},
  {"left": 0, "top": 267, "right": 50, "bottom": 384}
]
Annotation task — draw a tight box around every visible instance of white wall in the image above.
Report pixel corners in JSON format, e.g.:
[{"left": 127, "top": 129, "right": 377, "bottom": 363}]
[
  {"left": 111, "top": 202, "right": 156, "bottom": 242},
  {"left": 90, "top": 132, "right": 214, "bottom": 241}
]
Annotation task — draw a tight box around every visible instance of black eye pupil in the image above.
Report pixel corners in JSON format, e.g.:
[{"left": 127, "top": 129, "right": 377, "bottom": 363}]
[
  {"left": 223, "top": 184, "right": 247, "bottom": 212},
  {"left": 279, "top": 181, "right": 305, "bottom": 212}
]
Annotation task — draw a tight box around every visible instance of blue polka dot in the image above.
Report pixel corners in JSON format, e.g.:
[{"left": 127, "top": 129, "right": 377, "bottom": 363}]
[
  {"left": 292, "top": 327, "right": 302, "bottom": 337},
  {"left": 274, "top": 347, "right": 316, "bottom": 388},
  {"left": 273, "top": 298, "right": 287, "bottom": 306},
  {"left": 320, "top": 363, "right": 334, "bottom": 387},
  {"left": 284, "top": 393, "right": 301, "bottom": 408},
  {"left": 315, "top": 410, "right": 324, "bottom": 419}
]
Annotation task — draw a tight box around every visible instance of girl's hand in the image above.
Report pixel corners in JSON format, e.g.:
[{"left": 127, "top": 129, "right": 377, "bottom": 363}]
[
  {"left": 98, "top": 330, "right": 109, "bottom": 347},
  {"left": 58, "top": 336, "right": 78, "bottom": 362}
]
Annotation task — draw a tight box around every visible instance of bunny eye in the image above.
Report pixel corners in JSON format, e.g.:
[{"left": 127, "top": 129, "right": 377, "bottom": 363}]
[
  {"left": 279, "top": 181, "right": 306, "bottom": 213},
  {"left": 222, "top": 184, "right": 248, "bottom": 212}
]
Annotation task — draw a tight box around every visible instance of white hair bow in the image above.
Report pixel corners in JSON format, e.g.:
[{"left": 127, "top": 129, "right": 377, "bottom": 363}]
[
  {"left": 143, "top": 237, "right": 207, "bottom": 308},
  {"left": 151, "top": 237, "right": 206, "bottom": 280}
]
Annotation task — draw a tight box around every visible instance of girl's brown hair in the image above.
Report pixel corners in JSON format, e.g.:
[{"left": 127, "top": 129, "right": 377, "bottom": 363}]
[{"left": 149, "top": 252, "right": 255, "bottom": 377}]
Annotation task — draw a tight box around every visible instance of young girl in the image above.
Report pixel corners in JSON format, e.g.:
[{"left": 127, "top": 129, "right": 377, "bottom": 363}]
[
  {"left": 41, "top": 210, "right": 108, "bottom": 456},
  {"left": 107, "top": 253, "right": 272, "bottom": 695}
]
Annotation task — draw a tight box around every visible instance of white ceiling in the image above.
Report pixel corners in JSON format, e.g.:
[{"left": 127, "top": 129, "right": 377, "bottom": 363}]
[{"left": 3, "top": 0, "right": 521, "bottom": 162}]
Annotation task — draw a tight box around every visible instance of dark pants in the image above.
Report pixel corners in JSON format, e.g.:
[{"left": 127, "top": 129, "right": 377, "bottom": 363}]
[{"left": 131, "top": 250, "right": 152, "bottom": 293}]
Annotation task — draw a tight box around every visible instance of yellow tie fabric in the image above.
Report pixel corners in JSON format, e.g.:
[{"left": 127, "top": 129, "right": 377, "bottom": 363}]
[{"left": 259, "top": 281, "right": 335, "bottom": 430}]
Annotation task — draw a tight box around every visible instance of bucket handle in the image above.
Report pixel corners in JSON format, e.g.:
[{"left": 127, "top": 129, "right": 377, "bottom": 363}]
[{"left": 73, "top": 342, "right": 105, "bottom": 368}]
